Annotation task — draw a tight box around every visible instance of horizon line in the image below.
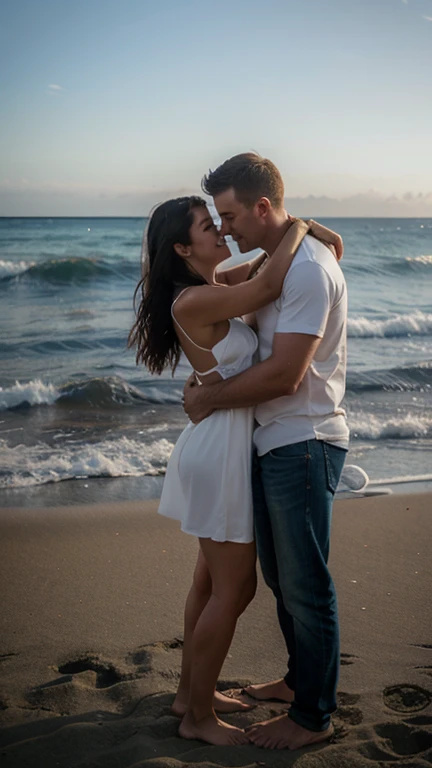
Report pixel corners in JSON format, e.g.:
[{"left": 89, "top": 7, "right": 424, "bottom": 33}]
[{"left": 1, "top": 215, "right": 432, "bottom": 220}]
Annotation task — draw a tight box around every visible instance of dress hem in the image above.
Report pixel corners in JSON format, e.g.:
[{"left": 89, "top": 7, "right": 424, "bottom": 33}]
[{"left": 158, "top": 512, "right": 254, "bottom": 544}]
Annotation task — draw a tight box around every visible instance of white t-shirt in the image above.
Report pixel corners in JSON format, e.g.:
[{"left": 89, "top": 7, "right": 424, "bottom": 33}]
[{"left": 254, "top": 234, "right": 349, "bottom": 456}]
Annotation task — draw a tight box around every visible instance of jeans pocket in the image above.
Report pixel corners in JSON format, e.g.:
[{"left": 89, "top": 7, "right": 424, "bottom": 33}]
[
  {"left": 267, "top": 441, "right": 310, "bottom": 460},
  {"left": 322, "top": 442, "right": 347, "bottom": 494}
]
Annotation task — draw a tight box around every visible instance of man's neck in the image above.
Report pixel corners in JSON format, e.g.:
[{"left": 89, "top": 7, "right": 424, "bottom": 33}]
[{"left": 261, "top": 211, "right": 293, "bottom": 256}]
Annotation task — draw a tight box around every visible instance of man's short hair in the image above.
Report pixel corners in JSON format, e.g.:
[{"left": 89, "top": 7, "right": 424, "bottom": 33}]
[{"left": 202, "top": 152, "right": 285, "bottom": 209}]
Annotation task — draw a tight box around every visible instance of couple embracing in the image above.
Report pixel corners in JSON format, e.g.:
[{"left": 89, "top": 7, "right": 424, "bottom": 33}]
[{"left": 129, "top": 152, "right": 349, "bottom": 750}]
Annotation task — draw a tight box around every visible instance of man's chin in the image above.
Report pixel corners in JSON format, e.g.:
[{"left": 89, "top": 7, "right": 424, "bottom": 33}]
[{"left": 236, "top": 239, "right": 249, "bottom": 253}]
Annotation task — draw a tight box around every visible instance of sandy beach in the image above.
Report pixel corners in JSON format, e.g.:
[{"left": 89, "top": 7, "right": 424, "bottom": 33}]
[{"left": 1, "top": 491, "right": 431, "bottom": 767}]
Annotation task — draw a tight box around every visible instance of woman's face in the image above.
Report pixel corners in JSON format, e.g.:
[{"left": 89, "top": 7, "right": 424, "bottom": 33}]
[{"left": 187, "top": 206, "right": 231, "bottom": 266}]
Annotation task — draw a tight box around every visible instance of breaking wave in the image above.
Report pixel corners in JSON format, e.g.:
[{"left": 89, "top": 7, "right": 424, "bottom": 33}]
[
  {"left": 0, "top": 257, "right": 139, "bottom": 284},
  {"left": 347, "top": 311, "right": 432, "bottom": 338}
]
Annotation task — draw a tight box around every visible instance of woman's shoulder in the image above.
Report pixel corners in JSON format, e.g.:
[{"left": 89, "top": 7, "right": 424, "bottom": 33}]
[{"left": 173, "top": 283, "right": 223, "bottom": 318}]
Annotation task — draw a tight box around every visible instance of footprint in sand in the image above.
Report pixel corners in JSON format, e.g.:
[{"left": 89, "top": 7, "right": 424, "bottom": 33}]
[
  {"left": 57, "top": 657, "right": 125, "bottom": 689},
  {"left": 357, "top": 721, "right": 432, "bottom": 763},
  {"left": 0, "top": 653, "right": 17, "bottom": 662},
  {"left": 25, "top": 638, "right": 186, "bottom": 718},
  {"left": 331, "top": 691, "right": 364, "bottom": 740},
  {"left": 406, "top": 713, "right": 432, "bottom": 727},
  {"left": 410, "top": 645, "right": 432, "bottom": 681},
  {"left": 335, "top": 705, "right": 363, "bottom": 726},
  {"left": 25, "top": 655, "right": 144, "bottom": 718},
  {"left": 383, "top": 683, "right": 432, "bottom": 713},
  {"left": 338, "top": 692, "right": 361, "bottom": 705},
  {"left": 340, "top": 652, "right": 359, "bottom": 665},
  {"left": 128, "top": 637, "right": 183, "bottom": 675},
  {"left": 374, "top": 722, "right": 432, "bottom": 757},
  {"left": 414, "top": 666, "right": 432, "bottom": 679}
]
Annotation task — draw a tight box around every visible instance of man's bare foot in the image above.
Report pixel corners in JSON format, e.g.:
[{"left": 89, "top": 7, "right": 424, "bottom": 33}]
[
  {"left": 171, "top": 690, "right": 253, "bottom": 717},
  {"left": 179, "top": 711, "right": 249, "bottom": 745},
  {"left": 247, "top": 712, "right": 334, "bottom": 750},
  {"left": 242, "top": 678, "right": 294, "bottom": 703}
]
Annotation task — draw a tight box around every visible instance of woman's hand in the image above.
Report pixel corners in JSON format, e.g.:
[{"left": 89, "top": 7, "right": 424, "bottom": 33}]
[{"left": 306, "top": 219, "right": 344, "bottom": 261}]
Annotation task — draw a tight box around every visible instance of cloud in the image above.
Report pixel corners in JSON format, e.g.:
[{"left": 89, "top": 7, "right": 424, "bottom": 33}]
[
  {"left": 1, "top": 180, "right": 432, "bottom": 216},
  {"left": 423, "top": 16, "right": 432, "bottom": 21},
  {"left": 46, "top": 83, "right": 64, "bottom": 96},
  {"left": 285, "top": 191, "right": 432, "bottom": 218}
]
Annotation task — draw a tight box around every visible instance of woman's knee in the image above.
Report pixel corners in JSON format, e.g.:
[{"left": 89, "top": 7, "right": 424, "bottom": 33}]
[
  {"left": 199, "top": 539, "right": 256, "bottom": 612},
  {"left": 216, "top": 570, "right": 257, "bottom": 616},
  {"left": 238, "top": 571, "right": 257, "bottom": 614},
  {"left": 192, "top": 553, "right": 212, "bottom": 599}
]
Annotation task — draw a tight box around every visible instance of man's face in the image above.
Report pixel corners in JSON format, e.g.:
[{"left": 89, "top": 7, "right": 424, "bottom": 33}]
[{"left": 214, "top": 188, "right": 264, "bottom": 253}]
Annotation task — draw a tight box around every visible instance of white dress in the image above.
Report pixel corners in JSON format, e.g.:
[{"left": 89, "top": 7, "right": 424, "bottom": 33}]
[{"left": 158, "top": 314, "right": 258, "bottom": 543}]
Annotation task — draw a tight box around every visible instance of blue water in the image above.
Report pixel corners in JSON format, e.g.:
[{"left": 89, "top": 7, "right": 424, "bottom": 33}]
[{"left": 0, "top": 216, "right": 431, "bottom": 498}]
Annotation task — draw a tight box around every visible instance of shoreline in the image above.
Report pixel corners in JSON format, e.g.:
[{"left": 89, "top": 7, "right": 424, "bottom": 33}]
[{"left": 1, "top": 471, "right": 432, "bottom": 511}]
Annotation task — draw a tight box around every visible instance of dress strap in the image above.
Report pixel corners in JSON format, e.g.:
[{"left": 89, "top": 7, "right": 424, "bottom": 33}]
[{"left": 171, "top": 287, "right": 213, "bottom": 352}]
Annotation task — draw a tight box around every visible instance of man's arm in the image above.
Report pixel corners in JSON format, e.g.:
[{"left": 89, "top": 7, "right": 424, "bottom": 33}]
[
  {"left": 184, "top": 332, "right": 321, "bottom": 422},
  {"left": 184, "top": 257, "right": 332, "bottom": 423}
]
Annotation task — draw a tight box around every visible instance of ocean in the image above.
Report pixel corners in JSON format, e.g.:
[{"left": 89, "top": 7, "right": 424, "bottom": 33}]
[{"left": 0, "top": 216, "right": 431, "bottom": 507}]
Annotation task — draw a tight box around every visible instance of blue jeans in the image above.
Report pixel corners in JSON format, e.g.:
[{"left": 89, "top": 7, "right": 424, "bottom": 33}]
[{"left": 252, "top": 439, "right": 347, "bottom": 732}]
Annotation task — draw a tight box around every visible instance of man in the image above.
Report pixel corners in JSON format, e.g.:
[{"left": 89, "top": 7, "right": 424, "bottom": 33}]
[{"left": 183, "top": 152, "right": 349, "bottom": 750}]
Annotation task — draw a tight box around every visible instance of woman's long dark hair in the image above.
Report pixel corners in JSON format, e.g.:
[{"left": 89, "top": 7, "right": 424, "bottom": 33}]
[{"left": 128, "top": 196, "right": 208, "bottom": 375}]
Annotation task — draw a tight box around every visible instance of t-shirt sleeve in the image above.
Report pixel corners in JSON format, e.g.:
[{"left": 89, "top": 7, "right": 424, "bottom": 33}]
[{"left": 275, "top": 261, "right": 331, "bottom": 338}]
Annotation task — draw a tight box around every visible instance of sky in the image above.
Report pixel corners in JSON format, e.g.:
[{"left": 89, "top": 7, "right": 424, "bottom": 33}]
[{"left": 0, "top": 0, "right": 431, "bottom": 216}]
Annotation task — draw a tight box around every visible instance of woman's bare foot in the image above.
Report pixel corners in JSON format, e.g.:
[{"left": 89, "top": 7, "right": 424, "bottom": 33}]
[
  {"left": 242, "top": 678, "right": 294, "bottom": 703},
  {"left": 172, "top": 689, "right": 253, "bottom": 717},
  {"left": 247, "top": 712, "right": 334, "bottom": 750},
  {"left": 179, "top": 711, "right": 249, "bottom": 745}
]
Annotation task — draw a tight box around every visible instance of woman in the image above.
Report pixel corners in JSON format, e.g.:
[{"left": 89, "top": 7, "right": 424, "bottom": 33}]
[{"left": 129, "top": 197, "right": 342, "bottom": 746}]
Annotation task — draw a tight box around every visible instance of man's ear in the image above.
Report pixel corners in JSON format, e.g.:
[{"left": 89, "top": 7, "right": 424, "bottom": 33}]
[
  {"left": 255, "top": 197, "right": 272, "bottom": 219},
  {"left": 173, "top": 242, "right": 191, "bottom": 259}
]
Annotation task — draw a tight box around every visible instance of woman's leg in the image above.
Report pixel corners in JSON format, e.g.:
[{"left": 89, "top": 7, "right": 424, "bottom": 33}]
[
  {"left": 172, "top": 549, "right": 256, "bottom": 716},
  {"left": 179, "top": 537, "right": 256, "bottom": 746},
  {"left": 172, "top": 549, "right": 211, "bottom": 715}
]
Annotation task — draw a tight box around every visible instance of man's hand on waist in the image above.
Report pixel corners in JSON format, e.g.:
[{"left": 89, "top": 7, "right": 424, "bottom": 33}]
[{"left": 183, "top": 375, "right": 216, "bottom": 423}]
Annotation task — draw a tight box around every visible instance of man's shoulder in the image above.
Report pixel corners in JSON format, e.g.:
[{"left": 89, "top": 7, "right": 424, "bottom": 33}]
[
  {"left": 280, "top": 238, "right": 345, "bottom": 306},
  {"left": 290, "top": 235, "right": 345, "bottom": 282},
  {"left": 296, "top": 234, "right": 332, "bottom": 262},
  {"left": 283, "top": 237, "right": 329, "bottom": 286}
]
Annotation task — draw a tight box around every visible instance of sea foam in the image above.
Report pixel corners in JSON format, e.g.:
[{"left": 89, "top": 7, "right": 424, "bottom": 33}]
[
  {"left": 348, "top": 411, "right": 432, "bottom": 440},
  {"left": 0, "top": 380, "right": 60, "bottom": 411},
  {"left": 348, "top": 311, "right": 432, "bottom": 338},
  {"left": 0, "top": 259, "right": 35, "bottom": 279},
  {"left": 0, "top": 377, "right": 184, "bottom": 411},
  {"left": 0, "top": 436, "right": 175, "bottom": 488}
]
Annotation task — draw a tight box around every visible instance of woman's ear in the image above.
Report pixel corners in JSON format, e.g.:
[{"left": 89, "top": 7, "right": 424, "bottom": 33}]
[{"left": 173, "top": 242, "right": 191, "bottom": 259}]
